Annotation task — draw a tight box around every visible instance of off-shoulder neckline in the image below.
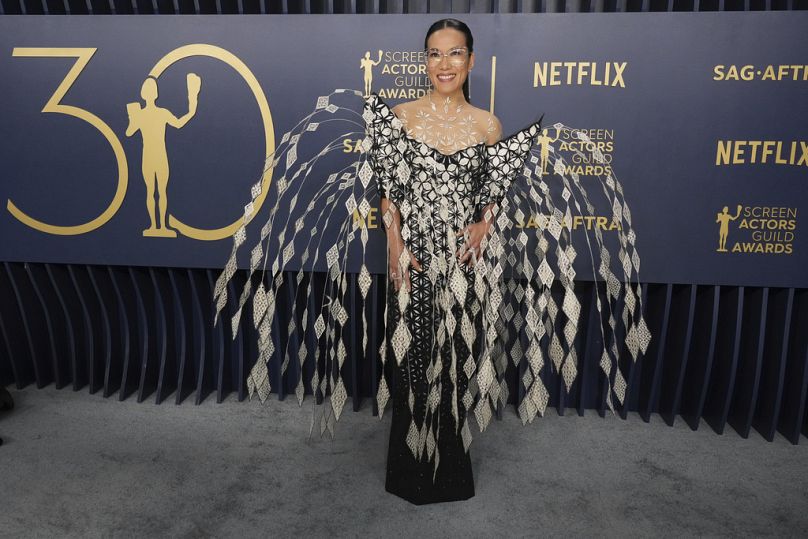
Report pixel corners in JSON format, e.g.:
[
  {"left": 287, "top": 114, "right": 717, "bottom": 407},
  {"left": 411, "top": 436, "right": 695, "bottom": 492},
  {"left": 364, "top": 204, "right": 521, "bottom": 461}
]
[
  {"left": 367, "top": 93, "right": 485, "bottom": 158},
  {"left": 366, "top": 93, "right": 541, "bottom": 159}
]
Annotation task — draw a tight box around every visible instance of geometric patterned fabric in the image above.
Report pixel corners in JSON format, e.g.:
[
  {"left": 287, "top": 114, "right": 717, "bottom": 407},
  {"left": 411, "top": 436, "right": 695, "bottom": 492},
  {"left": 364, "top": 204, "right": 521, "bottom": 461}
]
[{"left": 213, "top": 89, "right": 649, "bottom": 479}]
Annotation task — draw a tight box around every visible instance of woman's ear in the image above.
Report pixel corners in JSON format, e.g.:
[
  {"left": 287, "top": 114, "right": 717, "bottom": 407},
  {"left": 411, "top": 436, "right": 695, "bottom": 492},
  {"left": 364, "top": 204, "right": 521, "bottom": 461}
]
[{"left": 468, "top": 52, "right": 475, "bottom": 72}]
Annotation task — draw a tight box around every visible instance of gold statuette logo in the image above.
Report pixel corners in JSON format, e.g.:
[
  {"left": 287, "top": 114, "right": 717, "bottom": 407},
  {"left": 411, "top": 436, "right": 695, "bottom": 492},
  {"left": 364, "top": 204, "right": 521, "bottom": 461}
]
[
  {"left": 126, "top": 74, "right": 201, "bottom": 238},
  {"left": 715, "top": 205, "right": 797, "bottom": 255},
  {"left": 362, "top": 49, "right": 431, "bottom": 100}
]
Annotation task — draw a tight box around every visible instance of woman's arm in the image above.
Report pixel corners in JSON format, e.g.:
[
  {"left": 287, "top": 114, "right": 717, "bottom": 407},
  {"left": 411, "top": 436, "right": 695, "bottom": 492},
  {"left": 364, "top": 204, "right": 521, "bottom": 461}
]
[
  {"left": 456, "top": 113, "right": 503, "bottom": 267},
  {"left": 381, "top": 197, "right": 421, "bottom": 291}
]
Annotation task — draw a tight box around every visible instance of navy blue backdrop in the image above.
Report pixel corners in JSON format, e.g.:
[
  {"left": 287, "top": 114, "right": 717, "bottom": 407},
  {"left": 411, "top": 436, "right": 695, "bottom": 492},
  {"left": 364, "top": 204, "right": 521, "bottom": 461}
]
[{"left": 1, "top": 14, "right": 806, "bottom": 286}]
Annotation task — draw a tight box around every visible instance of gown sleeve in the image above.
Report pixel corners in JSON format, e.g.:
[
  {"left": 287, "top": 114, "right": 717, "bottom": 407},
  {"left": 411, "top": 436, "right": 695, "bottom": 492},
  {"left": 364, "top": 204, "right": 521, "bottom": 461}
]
[
  {"left": 363, "top": 94, "right": 407, "bottom": 203},
  {"left": 476, "top": 120, "right": 542, "bottom": 215}
]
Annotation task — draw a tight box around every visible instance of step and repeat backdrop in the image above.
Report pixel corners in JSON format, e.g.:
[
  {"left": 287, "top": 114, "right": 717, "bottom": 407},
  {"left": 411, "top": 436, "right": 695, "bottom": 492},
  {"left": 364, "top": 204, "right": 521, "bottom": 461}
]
[{"left": 0, "top": 14, "right": 805, "bottom": 287}]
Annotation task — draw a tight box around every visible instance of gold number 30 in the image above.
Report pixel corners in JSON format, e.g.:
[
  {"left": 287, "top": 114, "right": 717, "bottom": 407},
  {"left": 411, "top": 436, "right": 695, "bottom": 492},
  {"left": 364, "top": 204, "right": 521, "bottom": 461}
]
[
  {"left": 8, "top": 48, "right": 128, "bottom": 235},
  {"left": 8, "top": 45, "right": 275, "bottom": 241}
]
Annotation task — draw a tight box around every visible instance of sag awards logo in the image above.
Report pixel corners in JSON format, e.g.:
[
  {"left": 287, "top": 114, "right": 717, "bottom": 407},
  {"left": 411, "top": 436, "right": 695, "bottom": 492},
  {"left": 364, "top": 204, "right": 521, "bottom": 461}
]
[
  {"left": 551, "top": 126, "right": 615, "bottom": 177},
  {"left": 714, "top": 205, "right": 797, "bottom": 255},
  {"left": 7, "top": 45, "right": 275, "bottom": 241},
  {"left": 352, "top": 207, "right": 621, "bottom": 232},
  {"left": 359, "top": 49, "right": 430, "bottom": 99},
  {"left": 713, "top": 64, "right": 808, "bottom": 82}
]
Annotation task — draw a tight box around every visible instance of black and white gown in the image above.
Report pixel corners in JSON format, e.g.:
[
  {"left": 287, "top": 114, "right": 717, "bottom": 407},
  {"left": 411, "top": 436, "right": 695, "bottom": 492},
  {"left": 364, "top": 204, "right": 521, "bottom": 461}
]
[
  {"left": 213, "top": 89, "right": 649, "bottom": 507},
  {"left": 364, "top": 94, "right": 540, "bottom": 504}
]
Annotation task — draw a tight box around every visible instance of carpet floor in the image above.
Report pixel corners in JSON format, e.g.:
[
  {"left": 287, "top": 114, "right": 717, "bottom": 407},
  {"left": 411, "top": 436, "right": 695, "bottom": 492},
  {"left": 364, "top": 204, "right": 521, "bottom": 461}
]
[{"left": 0, "top": 387, "right": 806, "bottom": 538}]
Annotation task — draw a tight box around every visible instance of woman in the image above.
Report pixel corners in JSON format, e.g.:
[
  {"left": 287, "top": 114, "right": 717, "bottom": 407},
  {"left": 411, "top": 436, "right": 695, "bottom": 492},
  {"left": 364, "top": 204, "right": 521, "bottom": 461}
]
[
  {"left": 369, "top": 18, "right": 540, "bottom": 505},
  {"left": 215, "top": 17, "right": 646, "bottom": 509}
]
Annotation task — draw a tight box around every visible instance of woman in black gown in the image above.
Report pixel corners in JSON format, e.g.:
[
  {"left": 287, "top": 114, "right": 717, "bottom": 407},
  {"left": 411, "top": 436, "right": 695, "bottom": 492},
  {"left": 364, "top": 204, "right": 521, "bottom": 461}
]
[
  {"left": 370, "top": 19, "right": 541, "bottom": 505},
  {"left": 216, "top": 17, "right": 645, "bottom": 509}
]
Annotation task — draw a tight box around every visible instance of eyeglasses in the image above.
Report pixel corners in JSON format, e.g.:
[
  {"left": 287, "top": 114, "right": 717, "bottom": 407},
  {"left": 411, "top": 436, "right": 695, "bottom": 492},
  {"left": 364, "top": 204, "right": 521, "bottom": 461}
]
[{"left": 425, "top": 47, "right": 469, "bottom": 67}]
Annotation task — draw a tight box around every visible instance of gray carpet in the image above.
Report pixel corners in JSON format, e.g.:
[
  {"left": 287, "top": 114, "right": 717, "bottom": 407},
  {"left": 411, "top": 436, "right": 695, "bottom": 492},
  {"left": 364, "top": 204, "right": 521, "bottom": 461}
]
[{"left": 0, "top": 387, "right": 806, "bottom": 538}]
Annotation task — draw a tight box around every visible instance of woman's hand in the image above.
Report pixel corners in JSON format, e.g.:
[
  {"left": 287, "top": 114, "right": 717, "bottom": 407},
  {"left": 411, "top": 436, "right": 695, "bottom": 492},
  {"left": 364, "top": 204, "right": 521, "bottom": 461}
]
[
  {"left": 388, "top": 235, "right": 422, "bottom": 292},
  {"left": 456, "top": 219, "right": 493, "bottom": 267}
]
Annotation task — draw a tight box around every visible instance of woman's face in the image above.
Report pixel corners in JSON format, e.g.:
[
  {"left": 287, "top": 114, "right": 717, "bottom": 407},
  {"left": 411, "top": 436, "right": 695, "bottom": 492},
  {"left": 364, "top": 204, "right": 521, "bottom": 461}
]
[{"left": 425, "top": 28, "right": 474, "bottom": 98}]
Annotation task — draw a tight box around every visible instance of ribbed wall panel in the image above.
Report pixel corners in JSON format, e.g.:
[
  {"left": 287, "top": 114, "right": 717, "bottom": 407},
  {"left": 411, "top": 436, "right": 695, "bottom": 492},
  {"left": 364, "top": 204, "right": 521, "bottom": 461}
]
[{"left": 0, "top": 262, "right": 806, "bottom": 444}]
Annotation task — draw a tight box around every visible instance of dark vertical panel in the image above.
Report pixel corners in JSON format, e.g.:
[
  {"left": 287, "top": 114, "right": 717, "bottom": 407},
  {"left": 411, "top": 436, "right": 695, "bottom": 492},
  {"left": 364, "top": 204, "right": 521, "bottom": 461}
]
[
  {"left": 188, "top": 269, "right": 212, "bottom": 404},
  {"left": 639, "top": 283, "right": 672, "bottom": 421},
  {"left": 206, "top": 270, "right": 229, "bottom": 403},
  {"left": 283, "top": 275, "right": 303, "bottom": 402},
  {"left": 174, "top": 0, "right": 195, "bottom": 11},
  {"left": 1, "top": 0, "right": 24, "bottom": 13},
  {"left": 45, "top": 264, "right": 80, "bottom": 390},
  {"left": 25, "top": 0, "right": 45, "bottom": 12},
  {"left": 704, "top": 287, "right": 744, "bottom": 434},
  {"left": 65, "top": 0, "right": 89, "bottom": 10},
  {"left": 659, "top": 284, "right": 697, "bottom": 426},
  {"left": 620, "top": 283, "right": 648, "bottom": 418},
  {"left": 109, "top": 266, "right": 138, "bottom": 401},
  {"left": 151, "top": 268, "right": 175, "bottom": 404},
  {"left": 578, "top": 282, "right": 603, "bottom": 415},
  {"left": 132, "top": 267, "right": 160, "bottom": 403},
  {"left": 26, "top": 264, "right": 67, "bottom": 389},
  {"left": 5, "top": 263, "right": 48, "bottom": 388},
  {"left": 168, "top": 268, "right": 193, "bottom": 404},
  {"left": 680, "top": 285, "right": 720, "bottom": 430},
  {"left": 156, "top": 0, "right": 176, "bottom": 10},
  {"left": 0, "top": 264, "right": 33, "bottom": 388},
  {"left": 90, "top": 266, "right": 123, "bottom": 398},
  {"left": 265, "top": 0, "right": 283, "bottom": 12},
  {"left": 64, "top": 265, "right": 93, "bottom": 392},
  {"left": 111, "top": 0, "right": 134, "bottom": 12},
  {"left": 728, "top": 287, "right": 768, "bottom": 438},
  {"left": 89, "top": 0, "right": 112, "bottom": 11},
  {"left": 77, "top": 265, "right": 109, "bottom": 394},
  {"left": 752, "top": 288, "right": 793, "bottom": 441},
  {"left": 0, "top": 308, "right": 15, "bottom": 387},
  {"left": 226, "top": 276, "right": 247, "bottom": 402},
  {"left": 778, "top": 289, "right": 808, "bottom": 443},
  {"left": 43, "top": 0, "right": 67, "bottom": 12}
]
